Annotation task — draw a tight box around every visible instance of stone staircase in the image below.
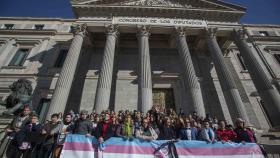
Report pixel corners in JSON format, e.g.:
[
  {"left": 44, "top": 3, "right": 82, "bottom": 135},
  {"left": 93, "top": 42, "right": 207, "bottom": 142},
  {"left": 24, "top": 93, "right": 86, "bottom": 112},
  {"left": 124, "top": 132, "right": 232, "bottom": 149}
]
[
  {"left": 0, "top": 107, "right": 13, "bottom": 142},
  {"left": 0, "top": 108, "right": 279, "bottom": 157},
  {"left": 256, "top": 129, "right": 280, "bottom": 157},
  {"left": 0, "top": 108, "right": 14, "bottom": 158}
]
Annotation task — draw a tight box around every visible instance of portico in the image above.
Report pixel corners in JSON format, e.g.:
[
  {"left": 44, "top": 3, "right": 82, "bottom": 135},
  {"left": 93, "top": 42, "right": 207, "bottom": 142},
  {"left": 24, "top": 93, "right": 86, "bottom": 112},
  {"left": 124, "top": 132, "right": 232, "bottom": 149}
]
[{"left": 42, "top": 0, "right": 280, "bottom": 128}]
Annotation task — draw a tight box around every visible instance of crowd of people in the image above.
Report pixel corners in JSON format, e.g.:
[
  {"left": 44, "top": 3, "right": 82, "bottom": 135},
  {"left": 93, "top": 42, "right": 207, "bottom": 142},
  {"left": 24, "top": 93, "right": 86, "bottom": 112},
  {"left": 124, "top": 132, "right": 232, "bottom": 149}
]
[{"left": 1, "top": 105, "right": 257, "bottom": 158}]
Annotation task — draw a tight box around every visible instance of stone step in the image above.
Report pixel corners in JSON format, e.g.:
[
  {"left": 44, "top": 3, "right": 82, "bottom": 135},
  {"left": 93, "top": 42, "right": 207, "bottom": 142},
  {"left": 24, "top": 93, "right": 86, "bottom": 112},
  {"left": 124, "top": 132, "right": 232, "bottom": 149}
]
[
  {"left": 261, "top": 144, "right": 280, "bottom": 158},
  {"left": 0, "top": 116, "right": 13, "bottom": 132},
  {"left": 256, "top": 130, "right": 280, "bottom": 147}
]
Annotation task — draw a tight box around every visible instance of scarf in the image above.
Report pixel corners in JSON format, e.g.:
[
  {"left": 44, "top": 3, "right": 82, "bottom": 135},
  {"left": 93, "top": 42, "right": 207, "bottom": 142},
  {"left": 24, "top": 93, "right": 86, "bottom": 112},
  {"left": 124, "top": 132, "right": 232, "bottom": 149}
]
[{"left": 124, "top": 122, "right": 132, "bottom": 137}]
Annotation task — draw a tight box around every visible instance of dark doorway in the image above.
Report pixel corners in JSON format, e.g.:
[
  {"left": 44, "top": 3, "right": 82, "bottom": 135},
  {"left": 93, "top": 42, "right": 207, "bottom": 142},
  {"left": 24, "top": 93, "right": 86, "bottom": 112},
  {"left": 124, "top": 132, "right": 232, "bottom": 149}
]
[{"left": 152, "top": 88, "right": 175, "bottom": 110}]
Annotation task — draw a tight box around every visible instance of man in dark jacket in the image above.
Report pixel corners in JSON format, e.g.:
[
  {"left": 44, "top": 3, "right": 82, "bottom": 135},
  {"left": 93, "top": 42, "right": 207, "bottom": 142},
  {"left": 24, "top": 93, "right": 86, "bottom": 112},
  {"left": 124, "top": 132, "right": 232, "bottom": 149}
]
[
  {"left": 4, "top": 106, "right": 31, "bottom": 158},
  {"left": 71, "top": 110, "right": 92, "bottom": 136},
  {"left": 20, "top": 114, "right": 43, "bottom": 158},
  {"left": 40, "top": 113, "right": 60, "bottom": 158}
]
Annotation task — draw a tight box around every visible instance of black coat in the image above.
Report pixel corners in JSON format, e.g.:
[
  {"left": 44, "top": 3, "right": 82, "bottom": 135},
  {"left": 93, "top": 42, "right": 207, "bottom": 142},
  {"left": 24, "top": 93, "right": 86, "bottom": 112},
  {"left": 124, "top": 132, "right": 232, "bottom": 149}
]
[
  {"left": 72, "top": 118, "right": 92, "bottom": 135},
  {"left": 17, "top": 123, "right": 43, "bottom": 146},
  {"left": 159, "top": 126, "right": 176, "bottom": 140}
]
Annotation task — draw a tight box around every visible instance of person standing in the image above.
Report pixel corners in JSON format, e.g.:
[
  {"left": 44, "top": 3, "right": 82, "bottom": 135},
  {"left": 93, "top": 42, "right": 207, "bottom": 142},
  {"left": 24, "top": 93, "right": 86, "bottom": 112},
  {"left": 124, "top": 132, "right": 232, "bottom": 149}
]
[
  {"left": 4, "top": 106, "right": 31, "bottom": 158},
  {"left": 40, "top": 113, "right": 60, "bottom": 158},
  {"left": 21, "top": 114, "right": 42, "bottom": 158},
  {"left": 234, "top": 118, "right": 256, "bottom": 143},
  {"left": 159, "top": 117, "right": 176, "bottom": 140},
  {"left": 116, "top": 114, "right": 135, "bottom": 139},
  {"left": 178, "top": 119, "right": 198, "bottom": 140},
  {"left": 216, "top": 120, "right": 237, "bottom": 143},
  {"left": 201, "top": 120, "right": 216, "bottom": 143},
  {"left": 135, "top": 118, "right": 158, "bottom": 141},
  {"left": 71, "top": 110, "right": 92, "bottom": 136},
  {"left": 53, "top": 114, "right": 74, "bottom": 158},
  {"left": 95, "top": 114, "right": 115, "bottom": 142}
]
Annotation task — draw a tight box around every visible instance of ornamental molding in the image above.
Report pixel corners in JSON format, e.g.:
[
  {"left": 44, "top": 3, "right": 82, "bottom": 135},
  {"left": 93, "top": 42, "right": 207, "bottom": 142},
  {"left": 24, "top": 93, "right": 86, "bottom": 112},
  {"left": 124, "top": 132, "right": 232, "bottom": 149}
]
[
  {"left": 71, "top": 23, "right": 87, "bottom": 35},
  {"left": 234, "top": 29, "right": 246, "bottom": 40},
  {"left": 105, "top": 24, "right": 119, "bottom": 37},
  {"left": 110, "top": 0, "right": 192, "bottom": 8},
  {"left": 71, "top": 0, "right": 243, "bottom": 11},
  {"left": 174, "top": 27, "right": 186, "bottom": 37},
  {"left": 137, "top": 25, "right": 151, "bottom": 37},
  {"left": 206, "top": 27, "right": 218, "bottom": 38}
]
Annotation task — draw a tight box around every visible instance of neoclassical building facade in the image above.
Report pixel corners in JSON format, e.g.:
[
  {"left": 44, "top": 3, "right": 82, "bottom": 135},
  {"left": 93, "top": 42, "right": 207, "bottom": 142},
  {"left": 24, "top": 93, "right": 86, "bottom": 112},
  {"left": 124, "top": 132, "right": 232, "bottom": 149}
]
[{"left": 0, "top": 0, "right": 280, "bottom": 129}]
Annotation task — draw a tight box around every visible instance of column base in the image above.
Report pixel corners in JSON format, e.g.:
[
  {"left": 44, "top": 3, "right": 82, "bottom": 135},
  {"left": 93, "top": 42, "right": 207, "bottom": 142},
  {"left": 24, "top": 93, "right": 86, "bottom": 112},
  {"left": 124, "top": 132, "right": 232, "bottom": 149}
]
[
  {"left": 223, "top": 89, "right": 250, "bottom": 124},
  {"left": 94, "top": 88, "right": 111, "bottom": 113},
  {"left": 139, "top": 88, "right": 153, "bottom": 113},
  {"left": 185, "top": 88, "right": 206, "bottom": 117},
  {"left": 259, "top": 88, "right": 280, "bottom": 127}
]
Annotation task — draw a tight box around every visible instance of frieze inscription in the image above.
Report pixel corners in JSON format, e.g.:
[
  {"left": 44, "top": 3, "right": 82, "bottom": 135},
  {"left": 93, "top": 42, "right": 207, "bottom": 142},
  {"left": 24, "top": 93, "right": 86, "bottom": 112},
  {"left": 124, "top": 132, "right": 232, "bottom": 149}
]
[{"left": 112, "top": 17, "right": 207, "bottom": 27}]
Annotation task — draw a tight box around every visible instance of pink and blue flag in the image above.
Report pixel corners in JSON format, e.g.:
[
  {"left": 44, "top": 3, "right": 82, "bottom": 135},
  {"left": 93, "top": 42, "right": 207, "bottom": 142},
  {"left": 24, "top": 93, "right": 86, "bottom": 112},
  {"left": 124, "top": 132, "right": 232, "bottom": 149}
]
[{"left": 61, "top": 134, "right": 264, "bottom": 158}]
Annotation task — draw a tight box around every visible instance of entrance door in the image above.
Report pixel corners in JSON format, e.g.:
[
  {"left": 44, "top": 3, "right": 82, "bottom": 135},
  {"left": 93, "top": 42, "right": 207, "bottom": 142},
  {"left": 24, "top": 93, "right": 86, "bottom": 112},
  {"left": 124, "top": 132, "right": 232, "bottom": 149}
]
[{"left": 152, "top": 89, "right": 175, "bottom": 110}]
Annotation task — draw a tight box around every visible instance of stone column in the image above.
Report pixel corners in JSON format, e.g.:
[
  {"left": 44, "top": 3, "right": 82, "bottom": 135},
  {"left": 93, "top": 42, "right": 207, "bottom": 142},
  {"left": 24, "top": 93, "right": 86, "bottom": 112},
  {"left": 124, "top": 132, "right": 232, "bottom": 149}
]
[
  {"left": 94, "top": 25, "right": 118, "bottom": 113},
  {"left": 47, "top": 24, "right": 86, "bottom": 118},
  {"left": 232, "top": 29, "right": 280, "bottom": 126},
  {"left": 137, "top": 26, "right": 153, "bottom": 113},
  {"left": 175, "top": 27, "right": 205, "bottom": 117},
  {"left": 206, "top": 28, "right": 250, "bottom": 123}
]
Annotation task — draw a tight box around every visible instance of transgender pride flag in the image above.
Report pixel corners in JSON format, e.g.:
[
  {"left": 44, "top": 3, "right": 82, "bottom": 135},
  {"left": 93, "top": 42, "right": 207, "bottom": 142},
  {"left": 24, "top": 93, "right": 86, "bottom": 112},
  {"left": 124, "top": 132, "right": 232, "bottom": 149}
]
[
  {"left": 103, "top": 138, "right": 264, "bottom": 158},
  {"left": 175, "top": 141, "right": 264, "bottom": 158},
  {"left": 60, "top": 134, "right": 98, "bottom": 158},
  {"left": 60, "top": 134, "right": 264, "bottom": 158}
]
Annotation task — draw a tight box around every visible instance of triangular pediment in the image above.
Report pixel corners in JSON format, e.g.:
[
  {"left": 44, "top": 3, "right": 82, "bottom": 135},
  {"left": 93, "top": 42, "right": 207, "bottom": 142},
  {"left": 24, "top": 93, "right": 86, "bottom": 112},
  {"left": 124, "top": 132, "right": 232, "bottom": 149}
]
[
  {"left": 74, "top": 0, "right": 192, "bottom": 8},
  {"left": 71, "top": 0, "right": 245, "bottom": 11},
  {"left": 71, "top": 0, "right": 246, "bottom": 22},
  {"left": 107, "top": 0, "right": 193, "bottom": 8}
]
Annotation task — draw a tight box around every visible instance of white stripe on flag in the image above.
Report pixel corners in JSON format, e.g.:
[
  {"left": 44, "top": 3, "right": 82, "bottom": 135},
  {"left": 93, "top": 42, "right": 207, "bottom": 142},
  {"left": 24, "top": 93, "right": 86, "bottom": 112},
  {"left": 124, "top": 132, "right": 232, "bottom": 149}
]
[
  {"left": 179, "top": 155, "right": 265, "bottom": 158},
  {"left": 60, "top": 151, "right": 96, "bottom": 158},
  {"left": 103, "top": 153, "right": 155, "bottom": 158}
]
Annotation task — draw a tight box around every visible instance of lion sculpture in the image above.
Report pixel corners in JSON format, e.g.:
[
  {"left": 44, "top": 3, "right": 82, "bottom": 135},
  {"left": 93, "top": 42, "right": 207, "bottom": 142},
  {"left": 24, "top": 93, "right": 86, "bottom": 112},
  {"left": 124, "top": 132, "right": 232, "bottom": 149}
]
[{"left": 1, "top": 79, "right": 33, "bottom": 115}]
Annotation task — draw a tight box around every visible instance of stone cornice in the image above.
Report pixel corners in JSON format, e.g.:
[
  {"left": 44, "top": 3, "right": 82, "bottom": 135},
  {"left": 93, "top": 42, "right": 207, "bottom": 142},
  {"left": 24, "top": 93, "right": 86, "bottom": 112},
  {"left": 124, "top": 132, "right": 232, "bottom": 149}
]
[
  {"left": 0, "top": 17, "right": 75, "bottom": 22},
  {"left": 264, "top": 46, "right": 280, "bottom": 52},
  {"left": 0, "top": 29, "right": 57, "bottom": 36},
  {"left": 251, "top": 36, "right": 280, "bottom": 42}
]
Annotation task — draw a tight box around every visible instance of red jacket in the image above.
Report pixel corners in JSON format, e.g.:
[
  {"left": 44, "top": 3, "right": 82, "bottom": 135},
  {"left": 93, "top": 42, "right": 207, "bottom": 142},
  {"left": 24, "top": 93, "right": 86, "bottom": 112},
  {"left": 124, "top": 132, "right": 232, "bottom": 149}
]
[{"left": 216, "top": 129, "right": 237, "bottom": 141}]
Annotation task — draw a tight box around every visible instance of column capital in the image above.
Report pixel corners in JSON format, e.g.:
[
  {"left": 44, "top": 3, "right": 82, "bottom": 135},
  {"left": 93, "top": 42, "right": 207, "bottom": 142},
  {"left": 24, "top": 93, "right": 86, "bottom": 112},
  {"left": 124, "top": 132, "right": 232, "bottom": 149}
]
[
  {"left": 106, "top": 24, "right": 119, "bottom": 38},
  {"left": 137, "top": 25, "right": 151, "bottom": 37},
  {"left": 71, "top": 23, "right": 87, "bottom": 35},
  {"left": 233, "top": 29, "right": 246, "bottom": 40},
  {"left": 175, "top": 27, "right": 186, "bottom": 37},
  {"left": 206, "top": 27, "right": 218, "bottom": 38}
]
